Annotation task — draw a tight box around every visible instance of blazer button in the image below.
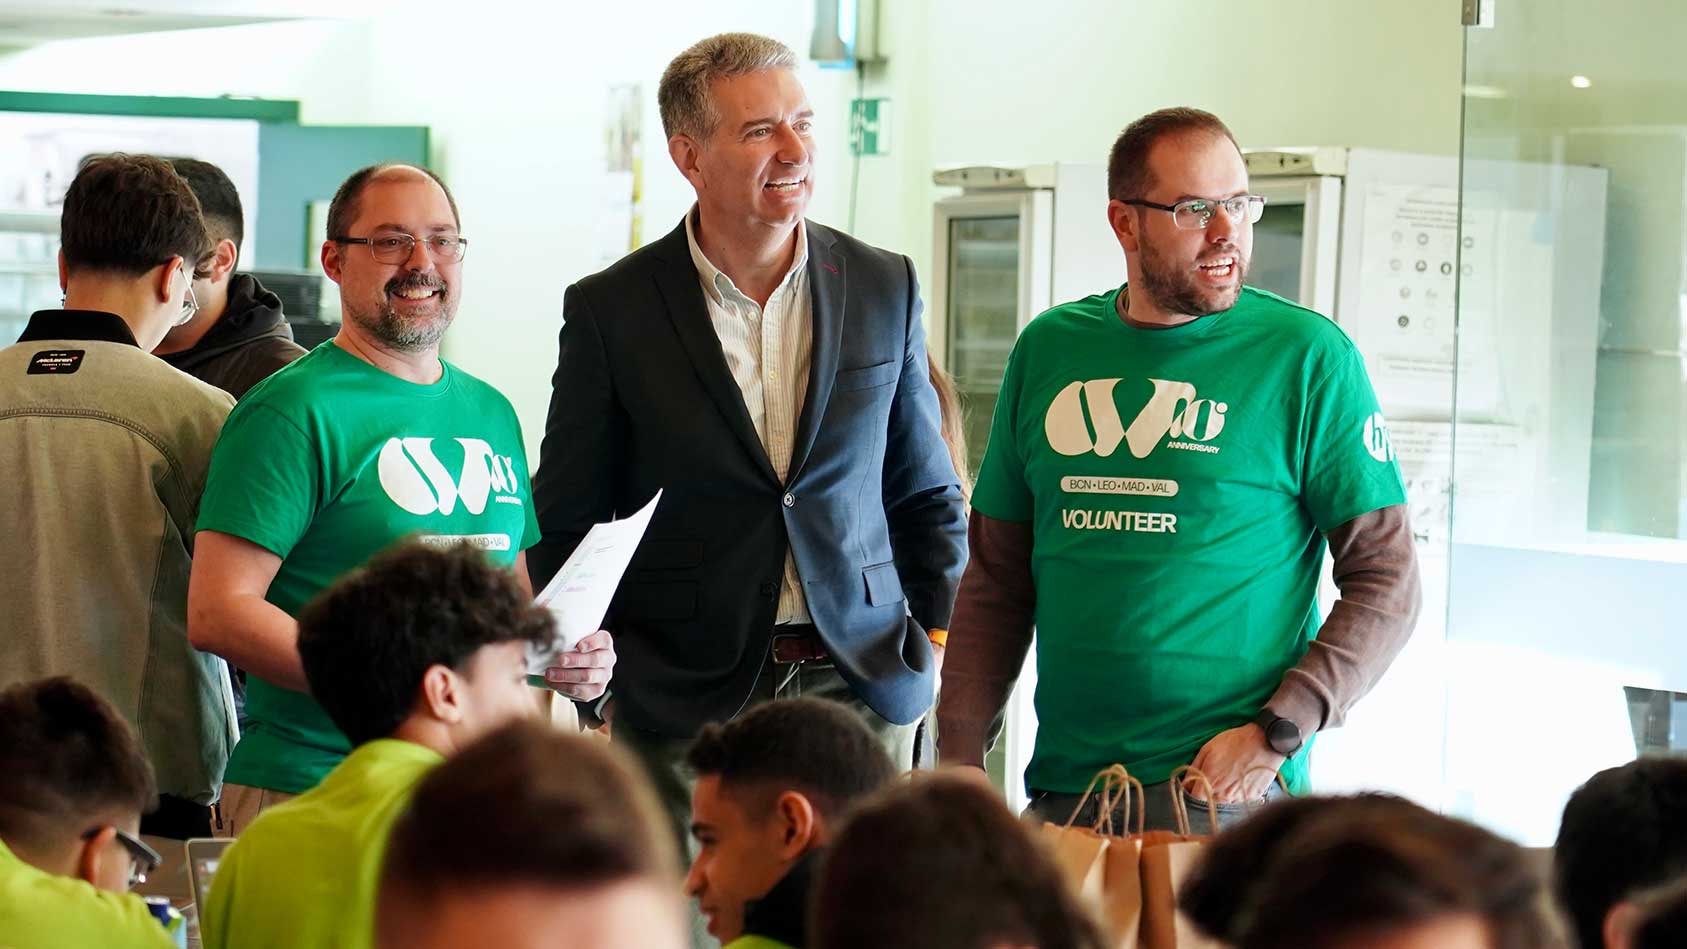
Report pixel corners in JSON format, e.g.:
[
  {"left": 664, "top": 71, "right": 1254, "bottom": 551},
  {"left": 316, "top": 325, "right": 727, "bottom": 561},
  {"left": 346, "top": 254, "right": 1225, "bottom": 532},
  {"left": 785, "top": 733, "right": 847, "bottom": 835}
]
[{"left": 782, "top": 493, "right": 795, "bottom": 508}]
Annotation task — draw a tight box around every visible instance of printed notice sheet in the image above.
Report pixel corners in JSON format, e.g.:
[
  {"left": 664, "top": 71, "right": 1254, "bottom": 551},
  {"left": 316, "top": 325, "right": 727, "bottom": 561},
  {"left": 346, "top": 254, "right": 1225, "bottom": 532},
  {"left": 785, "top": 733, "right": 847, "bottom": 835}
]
[{"left": 527, "top": 491, "right": 661, "bottom": 672}]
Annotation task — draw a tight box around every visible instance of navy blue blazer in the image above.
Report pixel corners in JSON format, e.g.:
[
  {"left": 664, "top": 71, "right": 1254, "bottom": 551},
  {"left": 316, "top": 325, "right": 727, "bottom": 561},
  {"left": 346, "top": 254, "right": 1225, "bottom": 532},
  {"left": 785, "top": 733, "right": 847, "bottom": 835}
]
[{"left": 529, "top": 219, "right": 968, "bottom": 738}]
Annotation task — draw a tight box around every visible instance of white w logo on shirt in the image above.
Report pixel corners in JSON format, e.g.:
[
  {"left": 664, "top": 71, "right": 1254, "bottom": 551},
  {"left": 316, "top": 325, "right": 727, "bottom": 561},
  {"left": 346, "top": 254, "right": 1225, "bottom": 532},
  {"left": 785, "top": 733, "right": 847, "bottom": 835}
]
[
  {"left": 1045, "top": 378, "right": 1229, "bottom": 458},
  {"left": 378, "top": 437, "right": 519, "bottom": 516}
]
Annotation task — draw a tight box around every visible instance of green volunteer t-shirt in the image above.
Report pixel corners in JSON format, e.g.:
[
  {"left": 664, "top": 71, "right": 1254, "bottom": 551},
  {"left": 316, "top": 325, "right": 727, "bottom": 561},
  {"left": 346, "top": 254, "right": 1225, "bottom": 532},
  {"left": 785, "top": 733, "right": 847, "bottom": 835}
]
[
  {"left": 199, "top": 739, "right": 444, "bottom": 949},
  {"left": 197, "top": 341, "right": 540, "bottom": 793},
  {"left": 971, "top": 286, "right": 1405, "bottom": 797},
  {"left": 0, "top": 837, "right": 174, "bottom": 949}
]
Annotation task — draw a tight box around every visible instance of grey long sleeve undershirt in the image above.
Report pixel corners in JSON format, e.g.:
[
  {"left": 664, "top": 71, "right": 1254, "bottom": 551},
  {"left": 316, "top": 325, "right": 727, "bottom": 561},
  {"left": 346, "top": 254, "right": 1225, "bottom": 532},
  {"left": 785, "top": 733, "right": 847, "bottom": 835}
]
[{"left": 935, "top": 504, "right": 1422, "bottom": 769}]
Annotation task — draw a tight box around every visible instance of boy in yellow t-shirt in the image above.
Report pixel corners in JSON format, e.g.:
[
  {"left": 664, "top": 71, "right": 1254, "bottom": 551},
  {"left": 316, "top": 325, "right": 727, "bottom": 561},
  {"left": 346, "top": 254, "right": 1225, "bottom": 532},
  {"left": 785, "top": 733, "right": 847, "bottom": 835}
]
[{"left": 0, "top": 677, "right": 177, "bottom": 949}]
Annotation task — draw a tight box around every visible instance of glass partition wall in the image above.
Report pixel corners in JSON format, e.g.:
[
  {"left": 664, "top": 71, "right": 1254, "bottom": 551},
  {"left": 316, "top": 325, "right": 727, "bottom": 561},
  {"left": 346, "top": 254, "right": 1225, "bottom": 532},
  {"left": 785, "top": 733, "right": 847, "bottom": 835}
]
[{"left": 1447, "top": 0, "right": 1687, "bottom": 843}]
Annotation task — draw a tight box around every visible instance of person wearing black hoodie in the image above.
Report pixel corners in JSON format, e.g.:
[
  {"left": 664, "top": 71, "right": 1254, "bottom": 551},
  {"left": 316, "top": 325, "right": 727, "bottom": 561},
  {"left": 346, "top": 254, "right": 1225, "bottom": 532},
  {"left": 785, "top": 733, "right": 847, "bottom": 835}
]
[{"left": 155, "top": 159, "right": 306, "bottom": 398}]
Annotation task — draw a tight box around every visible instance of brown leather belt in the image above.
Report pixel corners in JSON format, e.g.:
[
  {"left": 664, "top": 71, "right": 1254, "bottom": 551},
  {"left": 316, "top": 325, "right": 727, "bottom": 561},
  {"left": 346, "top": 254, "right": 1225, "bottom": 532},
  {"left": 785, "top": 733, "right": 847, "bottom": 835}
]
[{"left": 771, "top": 625, "right": 828, "bottom": 664}]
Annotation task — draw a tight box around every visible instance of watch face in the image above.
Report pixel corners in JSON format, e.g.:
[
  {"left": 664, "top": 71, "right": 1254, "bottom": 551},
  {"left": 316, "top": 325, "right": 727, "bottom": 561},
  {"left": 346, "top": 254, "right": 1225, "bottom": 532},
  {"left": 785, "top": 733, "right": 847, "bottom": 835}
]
[{"left": 1268, "top": 719, "right": 1301, "bottom": 753}]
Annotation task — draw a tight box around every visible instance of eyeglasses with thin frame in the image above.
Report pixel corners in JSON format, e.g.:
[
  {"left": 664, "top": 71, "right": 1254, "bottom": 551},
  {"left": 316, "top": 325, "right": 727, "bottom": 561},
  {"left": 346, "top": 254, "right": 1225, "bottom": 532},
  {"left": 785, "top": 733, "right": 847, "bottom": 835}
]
[
  {"left": 1123, "top": 194, "right": 1266, "bottom": 230},
  {"left": 81, "top": 825, "right": 163, "bottom": 888},
  {"left": 174, "top": 263, "right": 200, "bottom": 327},
  {"left": 333, "top": 231, "right": 469, "bottom": 265}
]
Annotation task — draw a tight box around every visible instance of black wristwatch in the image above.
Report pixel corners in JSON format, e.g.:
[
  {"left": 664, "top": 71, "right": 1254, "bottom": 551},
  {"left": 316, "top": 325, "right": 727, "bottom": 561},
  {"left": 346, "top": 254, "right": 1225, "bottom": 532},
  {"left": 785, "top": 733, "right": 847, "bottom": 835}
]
[{"left": 1254, "top": 708, "right": 1304, "bottom": 756}]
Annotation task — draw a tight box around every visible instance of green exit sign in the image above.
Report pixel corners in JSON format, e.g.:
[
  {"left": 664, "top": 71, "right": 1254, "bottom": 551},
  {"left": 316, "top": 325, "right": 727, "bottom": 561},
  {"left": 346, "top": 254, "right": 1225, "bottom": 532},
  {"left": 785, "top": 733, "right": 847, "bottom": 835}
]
[{"left": 850, "top": 97, "right": 891, "bottom": 156}]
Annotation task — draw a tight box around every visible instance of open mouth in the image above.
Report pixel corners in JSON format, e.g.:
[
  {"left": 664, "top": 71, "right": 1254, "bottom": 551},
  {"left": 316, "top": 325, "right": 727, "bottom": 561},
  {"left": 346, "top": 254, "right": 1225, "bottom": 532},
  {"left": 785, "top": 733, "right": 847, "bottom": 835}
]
[
  {"left": 388, "top": 281, "right": 444, "bottom": 304},
  {"left": 698, "top": 907, "right": 721, "bottom": 938},
  {"left": 1197, "top": 256, "right": 1237, "bottom": 280},
  {"left": 765, "top": 176, "right": 806, "bottom": 194}
]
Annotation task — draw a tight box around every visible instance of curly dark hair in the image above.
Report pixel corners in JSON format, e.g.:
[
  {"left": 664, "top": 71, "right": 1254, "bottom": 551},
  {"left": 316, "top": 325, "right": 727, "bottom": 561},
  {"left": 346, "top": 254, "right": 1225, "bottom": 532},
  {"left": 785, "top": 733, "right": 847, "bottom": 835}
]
[
  {"left": 297, "top": 540, "right": 553, "bottom": 745},
  {"left": 812, "top": 774, "right": 1109, "bottom": 949},
  {"left": 685, "top": 697, "right": 895, "bottom": 821},
  {"left": 0, "top": 677, "right": 157, "bottom": 851},
  {"left": 1182, "top": 793, "right": 1553, "bottom": 949},
  {"left": 1555, "top": 758, "right": 1687, "bottom": 949},
  {"left": 61, "top": 153, "right": 210, "bottom": 277}
]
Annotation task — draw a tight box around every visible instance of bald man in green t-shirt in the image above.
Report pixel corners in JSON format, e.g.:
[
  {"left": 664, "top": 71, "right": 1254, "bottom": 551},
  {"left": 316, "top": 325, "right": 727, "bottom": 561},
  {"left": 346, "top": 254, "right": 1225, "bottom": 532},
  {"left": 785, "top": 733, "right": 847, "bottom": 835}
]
[
  {"left": 938, "top": 108, "right": 1421, "bottom": 834},
  {"left": 187, "top": 165, "right": 616, "bottom": 826}
]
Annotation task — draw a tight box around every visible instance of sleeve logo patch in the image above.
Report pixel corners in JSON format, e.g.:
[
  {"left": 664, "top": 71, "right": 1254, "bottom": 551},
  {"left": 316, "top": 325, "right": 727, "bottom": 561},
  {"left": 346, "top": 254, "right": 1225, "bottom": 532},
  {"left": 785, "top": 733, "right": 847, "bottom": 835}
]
[{"left": 1364, "top": 412, "right": 1395, "bottom": 463}]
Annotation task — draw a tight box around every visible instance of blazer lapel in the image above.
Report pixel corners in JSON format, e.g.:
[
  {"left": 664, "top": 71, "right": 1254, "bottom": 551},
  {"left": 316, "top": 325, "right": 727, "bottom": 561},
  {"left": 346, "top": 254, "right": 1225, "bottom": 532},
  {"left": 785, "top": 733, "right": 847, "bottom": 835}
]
[
  {"left": 650, "top": 224, "right": 780, "bottom": 485},
  {"left": 790, "top": 223, "right": 844, "bottom": 482}
]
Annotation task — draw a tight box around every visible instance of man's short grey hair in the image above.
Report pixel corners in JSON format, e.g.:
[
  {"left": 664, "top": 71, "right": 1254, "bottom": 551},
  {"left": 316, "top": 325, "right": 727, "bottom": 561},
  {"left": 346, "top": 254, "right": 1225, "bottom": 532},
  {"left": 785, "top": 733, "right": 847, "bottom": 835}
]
[{"left": 658, "top": 32, "right": 798, "bottom": 142}]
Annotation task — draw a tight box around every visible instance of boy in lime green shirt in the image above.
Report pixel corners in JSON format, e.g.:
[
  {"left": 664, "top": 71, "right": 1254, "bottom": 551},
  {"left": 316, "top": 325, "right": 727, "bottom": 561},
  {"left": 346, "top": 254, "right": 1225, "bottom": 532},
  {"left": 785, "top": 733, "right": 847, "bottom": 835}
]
[
  {"left": 0, "top": 677, "right": 176, "bottom": 949},
  {"left": 200, "top": 541, "right": 554, "bottom": 949}
]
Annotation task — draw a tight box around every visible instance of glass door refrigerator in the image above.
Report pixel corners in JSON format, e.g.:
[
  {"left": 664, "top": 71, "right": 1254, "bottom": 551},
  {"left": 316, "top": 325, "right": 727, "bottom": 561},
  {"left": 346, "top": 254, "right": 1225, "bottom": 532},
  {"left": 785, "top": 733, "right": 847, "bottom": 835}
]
[{"left": 929, "top": 163, "right": 1105, "bottom": 810}]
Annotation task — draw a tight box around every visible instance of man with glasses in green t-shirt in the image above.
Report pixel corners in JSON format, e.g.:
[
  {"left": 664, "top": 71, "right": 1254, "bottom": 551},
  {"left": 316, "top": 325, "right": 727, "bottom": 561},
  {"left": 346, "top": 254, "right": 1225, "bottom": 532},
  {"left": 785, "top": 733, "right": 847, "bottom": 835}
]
[
  {"left": 188, "top": 164, "right": 616, "bottom": 832},
  {"left": 939, "top": 108, "right": 1422, "bottom": 833}
]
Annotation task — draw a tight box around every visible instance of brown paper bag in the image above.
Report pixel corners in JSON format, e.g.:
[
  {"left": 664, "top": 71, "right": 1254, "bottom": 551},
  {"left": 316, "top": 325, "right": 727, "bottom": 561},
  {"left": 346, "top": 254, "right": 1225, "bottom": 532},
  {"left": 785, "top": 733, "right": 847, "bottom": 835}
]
[
  {"left": 1036, "top": 765, "right": 1147, "bottom": 949},
  {"left": 1038, "top": 819, "right": 1109, "bottom": 910},
  {"left": 1138, "top": 767, "right": 1228, "bottom": 949},
  {"left": 1099, "top": 818, "right": 1144, "bottom": 949}
]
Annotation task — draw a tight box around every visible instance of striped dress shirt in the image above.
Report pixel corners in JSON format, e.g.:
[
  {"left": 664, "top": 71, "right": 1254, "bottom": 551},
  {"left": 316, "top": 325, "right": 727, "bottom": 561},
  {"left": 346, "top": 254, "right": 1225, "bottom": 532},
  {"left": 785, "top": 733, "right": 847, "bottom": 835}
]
[{"left": 685, "top": 210, "right": 814, "bottom": 625}]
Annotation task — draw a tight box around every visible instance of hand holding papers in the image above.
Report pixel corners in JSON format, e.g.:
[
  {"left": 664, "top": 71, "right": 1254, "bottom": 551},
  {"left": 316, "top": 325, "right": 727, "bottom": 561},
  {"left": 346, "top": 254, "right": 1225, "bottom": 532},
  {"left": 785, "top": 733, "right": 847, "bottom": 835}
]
[{"left": 528, "top": 492, "right": 661, "bottom": 694}]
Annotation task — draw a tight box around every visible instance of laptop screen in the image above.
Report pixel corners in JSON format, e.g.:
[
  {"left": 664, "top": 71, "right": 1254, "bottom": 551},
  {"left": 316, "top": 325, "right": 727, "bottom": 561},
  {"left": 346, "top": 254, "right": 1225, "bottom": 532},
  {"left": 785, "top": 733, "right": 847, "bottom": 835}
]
[{"left": 184, "top": 838, "right": 234, "bottom": 911}]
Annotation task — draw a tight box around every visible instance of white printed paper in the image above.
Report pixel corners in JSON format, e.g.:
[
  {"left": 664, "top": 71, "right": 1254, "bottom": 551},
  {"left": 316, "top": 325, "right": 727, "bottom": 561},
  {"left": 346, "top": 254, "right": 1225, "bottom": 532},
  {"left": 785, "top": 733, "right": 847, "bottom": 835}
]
[{"left": 528, "top": 491, "right": 661, "bottom": 671}]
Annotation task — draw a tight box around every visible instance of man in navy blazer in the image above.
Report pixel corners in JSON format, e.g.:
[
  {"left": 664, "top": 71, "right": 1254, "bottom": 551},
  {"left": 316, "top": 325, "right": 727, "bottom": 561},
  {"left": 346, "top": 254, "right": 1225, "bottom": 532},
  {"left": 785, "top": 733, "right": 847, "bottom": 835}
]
[{"left": 529, "top": 30, "right": 965, "bottom": 884}]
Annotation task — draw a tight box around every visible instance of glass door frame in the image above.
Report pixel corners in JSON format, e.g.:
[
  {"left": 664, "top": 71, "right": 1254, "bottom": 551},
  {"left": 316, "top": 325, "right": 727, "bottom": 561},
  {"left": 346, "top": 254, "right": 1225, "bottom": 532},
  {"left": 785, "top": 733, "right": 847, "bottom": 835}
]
[{"left": 928, "top": 188, "right": 1054, "bottom": 812}]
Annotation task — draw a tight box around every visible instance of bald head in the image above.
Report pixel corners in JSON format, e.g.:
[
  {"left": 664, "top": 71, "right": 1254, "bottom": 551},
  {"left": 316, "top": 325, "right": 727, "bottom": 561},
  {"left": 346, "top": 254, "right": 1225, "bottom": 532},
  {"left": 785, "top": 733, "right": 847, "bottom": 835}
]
[{"left": 325, "top": 163, "right": 460, "bottom": 242}]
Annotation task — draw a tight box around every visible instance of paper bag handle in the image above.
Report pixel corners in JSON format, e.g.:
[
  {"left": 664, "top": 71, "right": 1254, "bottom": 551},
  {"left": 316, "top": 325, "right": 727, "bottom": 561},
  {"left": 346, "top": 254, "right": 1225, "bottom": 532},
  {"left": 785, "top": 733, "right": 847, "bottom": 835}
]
[
  {"left": 1062, "top": 764, "right": 1144, "bottom": 837},
  {"left": 1061, "top": 766, "right": 1117, "bottom": 831},
  {"left": 1096, "top": 765, "right": 1146, "bottom": 837},
  {"left": 1168, "top": 765, "right": 1219, "bottom": 836}
]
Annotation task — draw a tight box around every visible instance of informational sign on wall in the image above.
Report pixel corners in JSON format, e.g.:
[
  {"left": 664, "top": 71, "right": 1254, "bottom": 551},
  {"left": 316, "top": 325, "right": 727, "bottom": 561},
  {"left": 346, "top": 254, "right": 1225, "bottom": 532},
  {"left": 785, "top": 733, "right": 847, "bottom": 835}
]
[{"left": 1353, "top": 183, "right": 1501, "bottom": 418}]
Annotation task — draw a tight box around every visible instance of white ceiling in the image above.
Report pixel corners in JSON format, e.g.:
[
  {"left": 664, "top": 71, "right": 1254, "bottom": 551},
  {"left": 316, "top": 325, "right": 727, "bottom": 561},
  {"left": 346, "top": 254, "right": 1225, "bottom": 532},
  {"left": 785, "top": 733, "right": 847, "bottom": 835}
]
[{"left": 0, "top": 1, "right": 375, "bottom": 46}]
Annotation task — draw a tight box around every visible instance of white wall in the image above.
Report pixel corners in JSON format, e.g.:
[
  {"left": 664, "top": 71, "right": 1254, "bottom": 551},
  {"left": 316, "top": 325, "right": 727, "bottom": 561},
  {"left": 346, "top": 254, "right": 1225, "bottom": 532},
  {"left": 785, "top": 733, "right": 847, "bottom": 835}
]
[
  {"left": 850, "top": 0, "right": 1467, "bottom": 284},
  {"left": 0, "top": 0, "right": 1466, "bottom": 455}
]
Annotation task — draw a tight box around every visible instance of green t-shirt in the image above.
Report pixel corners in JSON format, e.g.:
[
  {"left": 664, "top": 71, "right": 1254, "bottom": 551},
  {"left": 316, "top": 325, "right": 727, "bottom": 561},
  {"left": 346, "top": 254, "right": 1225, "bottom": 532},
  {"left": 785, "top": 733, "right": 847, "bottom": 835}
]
[
  {"left": 971, "top": 286, "right": 1405, "bottom": 796},
  {"left": 199, "top": 739, "right": 444, "bottom": 949},
  {"left": 197, "top": 342, "right": 540, "bottom": 793},
  {"left": 0, "top": 837, "right": 174, "bottom": 949}
]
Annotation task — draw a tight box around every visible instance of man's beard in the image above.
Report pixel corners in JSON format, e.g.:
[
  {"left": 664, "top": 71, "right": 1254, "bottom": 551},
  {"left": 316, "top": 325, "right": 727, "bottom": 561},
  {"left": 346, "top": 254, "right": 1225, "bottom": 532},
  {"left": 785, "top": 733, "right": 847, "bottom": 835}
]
[
  {"left": 1136, "top": 236, "right": 1247, "bottom": 318},
  {"left": 348, "top": 273, "right": 455, "bottom": 351}
]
